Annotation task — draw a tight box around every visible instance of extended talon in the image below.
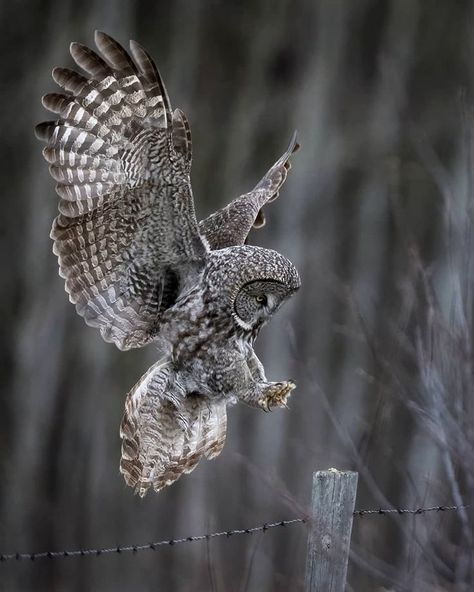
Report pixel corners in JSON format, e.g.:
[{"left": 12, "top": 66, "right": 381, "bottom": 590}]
[{"left": 258, "top": 380, "right": 296, "bottom": 411}]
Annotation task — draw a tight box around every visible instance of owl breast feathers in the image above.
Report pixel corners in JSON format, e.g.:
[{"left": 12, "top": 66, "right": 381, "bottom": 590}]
[{"left": 36, "top": 31, "right": 301, "bottom": 496}]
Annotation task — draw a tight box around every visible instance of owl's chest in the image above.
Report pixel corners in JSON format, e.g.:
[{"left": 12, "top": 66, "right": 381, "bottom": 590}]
[
  {"left": 163, "top": 299, "right": 232, "bottom": 360},
  {"left": 177, "top": 338, "right": 252, "bottom": 400}
]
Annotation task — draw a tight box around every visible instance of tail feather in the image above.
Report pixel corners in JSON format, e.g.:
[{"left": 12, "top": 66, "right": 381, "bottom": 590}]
[{"left": 120, "top": 360, "right": 227, "bottom": 496}]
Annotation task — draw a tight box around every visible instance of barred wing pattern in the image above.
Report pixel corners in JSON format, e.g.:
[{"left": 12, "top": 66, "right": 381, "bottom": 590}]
[
  {"left": 120, "top": 360, "right": 227, "bottom": 496},
  {"left": 36, "top": 32, "right": 207, "bottom": 350},
  {"left": 37, "top": 32, "right": 298, "bottom": 495},
  {"left": 199, "top": 132, "right": 299, "bottom": 250}
]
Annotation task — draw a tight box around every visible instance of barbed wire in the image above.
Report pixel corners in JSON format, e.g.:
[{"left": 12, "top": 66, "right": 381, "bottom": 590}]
[
  {"left": 0, "top": 519, "right": 304, "bottom": 563},
  {"left": 0, "top": 504, "right": 469, "bottom": 563},
  {"left": 354, "top": 504, "right": 470, "bottom": 516}
]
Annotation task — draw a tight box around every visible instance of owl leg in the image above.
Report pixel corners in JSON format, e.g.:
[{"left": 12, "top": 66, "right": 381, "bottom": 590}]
[
  {"left": 242, "top": 350, "right": 295, "bottom": 410},
  {"left": 241, "top": 380, "right": 296, "bottom": 411},
  {"left": 246, "top": 350, "right": 268, "bottom": 381}
]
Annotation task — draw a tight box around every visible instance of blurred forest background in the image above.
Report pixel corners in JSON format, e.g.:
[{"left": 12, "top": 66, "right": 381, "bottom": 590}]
[{"left": 1, "top": 0, "right": 474, "bottom": 590}]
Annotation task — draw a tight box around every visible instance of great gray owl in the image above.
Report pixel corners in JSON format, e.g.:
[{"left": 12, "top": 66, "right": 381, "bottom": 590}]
[{"left": 36, "top": 32, "right": 300, "bottom": 496}]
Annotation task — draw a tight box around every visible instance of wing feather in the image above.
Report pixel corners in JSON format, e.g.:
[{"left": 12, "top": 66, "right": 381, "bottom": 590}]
[
  {"left": 199, "top": 132, "right": 299, "bottom": 250},
  {"left": 70, "top": 41, "right": 112, "bottom": 77},
  {"left": 129, "top": 39, "right": 172, "bottom": 125},
  {"left": 36, "top": 33, "right": 207, "bottom": 349},
  {"left": 94, "top": 31, "right": 137, "bottom": 74}
]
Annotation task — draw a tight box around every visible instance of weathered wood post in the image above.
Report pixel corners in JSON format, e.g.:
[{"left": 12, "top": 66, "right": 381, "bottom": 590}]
[{"left": 305, "top": 469, "right": 358, "bottom": 592}]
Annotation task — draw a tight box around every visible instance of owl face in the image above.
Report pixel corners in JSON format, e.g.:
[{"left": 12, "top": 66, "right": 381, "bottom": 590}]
[
  {"left": 203, "top": 245, "right": 300, "bottom": 333},
  {"left": 234, "top": 280, "right": 297, "bottom": 330}
]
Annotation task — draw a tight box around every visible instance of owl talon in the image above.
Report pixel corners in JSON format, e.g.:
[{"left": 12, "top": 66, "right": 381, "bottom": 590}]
[{"left": 257, "top": 380, "right": 295, "bottom": 411}]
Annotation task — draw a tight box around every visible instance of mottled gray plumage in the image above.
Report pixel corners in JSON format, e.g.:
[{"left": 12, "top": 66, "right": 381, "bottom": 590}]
[{"left": 37, "top": 32, "right": 300, "bottom": 495}]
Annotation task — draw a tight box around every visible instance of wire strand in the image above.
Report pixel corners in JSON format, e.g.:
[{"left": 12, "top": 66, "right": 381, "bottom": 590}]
[
  {"left": 0, "top": 519, "right": 304, "bottom": 562},
  {"left": 353, "top": 504, "right": 470, "bottom": 516},
  {"left": 0, "top": 504, "right": 469, "bottom": 563}
]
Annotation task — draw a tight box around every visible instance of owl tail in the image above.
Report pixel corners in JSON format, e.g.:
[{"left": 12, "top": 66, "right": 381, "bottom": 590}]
[{"left": 120, "top": 359, "right": 227, "bottom": 497}]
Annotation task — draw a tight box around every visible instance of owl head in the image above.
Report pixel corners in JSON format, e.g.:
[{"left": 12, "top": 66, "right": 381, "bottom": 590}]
[
  {"left": 204, "top": 245, "right": 300, "bottom": 333},
  {"left": 233, "top": 278, "right": 299, "bottom": 331}
]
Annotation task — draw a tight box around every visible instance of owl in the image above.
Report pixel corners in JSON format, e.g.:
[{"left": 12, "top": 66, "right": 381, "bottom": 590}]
[{"left": 36, "top": 32, "right": 300, "bottom": 496}]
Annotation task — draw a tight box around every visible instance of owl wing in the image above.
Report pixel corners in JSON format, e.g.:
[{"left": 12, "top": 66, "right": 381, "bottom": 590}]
[
  {"left": 198, "top": 132, "right": 299, "bottom": 250},
  {"left": 120, "top": 359, "right": 227, "bottom": 496},
  {"left": 36, "top": 32, "right": 207, "bottom": 350}
]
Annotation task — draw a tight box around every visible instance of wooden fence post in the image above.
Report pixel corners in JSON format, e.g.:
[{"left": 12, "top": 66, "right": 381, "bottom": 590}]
[{"left": 305, "top": 469, "right": 358, "bottom": 592}]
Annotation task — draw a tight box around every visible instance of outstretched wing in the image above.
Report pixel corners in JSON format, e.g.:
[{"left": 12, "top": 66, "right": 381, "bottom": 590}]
[
  {"left": 120, "top": 359, "right": 227, "bottom": 496},
  {"left": 199, "top": 132, "right": 299, "bottom": 250},
  {"left": 36, "top": 32, "right": 207, "bottom": 350}
]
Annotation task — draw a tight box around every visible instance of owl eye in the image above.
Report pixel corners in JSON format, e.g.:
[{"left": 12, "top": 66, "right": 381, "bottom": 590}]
[{"left": 255, "top": 295, "right": 267, "bottom": 306}]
